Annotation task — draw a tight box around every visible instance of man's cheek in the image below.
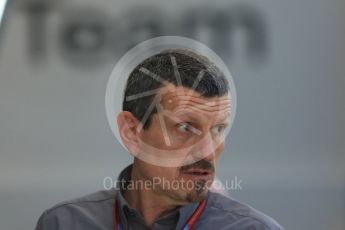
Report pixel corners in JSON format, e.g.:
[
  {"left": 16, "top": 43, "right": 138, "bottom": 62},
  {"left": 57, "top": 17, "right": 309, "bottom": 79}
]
[{"left": 215, "top": 143, "right": 225, "bottom": 158}]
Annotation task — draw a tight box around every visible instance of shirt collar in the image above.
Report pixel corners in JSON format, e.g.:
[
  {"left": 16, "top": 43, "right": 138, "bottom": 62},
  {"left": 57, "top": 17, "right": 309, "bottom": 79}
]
[{"left": 115, "top": 164, "right": 203, "bottom": 229}]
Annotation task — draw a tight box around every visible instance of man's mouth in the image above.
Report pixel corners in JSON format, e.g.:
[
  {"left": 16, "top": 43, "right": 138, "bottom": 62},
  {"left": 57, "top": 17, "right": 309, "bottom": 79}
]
[{"left": 183, "top": 168, "right": 213, "bottom": 176}]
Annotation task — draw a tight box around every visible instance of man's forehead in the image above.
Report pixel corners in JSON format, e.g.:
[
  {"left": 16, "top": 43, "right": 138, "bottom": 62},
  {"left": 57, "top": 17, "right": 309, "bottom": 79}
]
[{"left": 158, "top": 84, "right": 232, "bottom": 112}]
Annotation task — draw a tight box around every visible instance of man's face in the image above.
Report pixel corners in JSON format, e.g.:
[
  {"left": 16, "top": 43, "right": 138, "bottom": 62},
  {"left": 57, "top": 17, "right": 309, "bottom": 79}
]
[{"left": 135, "top": 84, "right": 232, "bottom": 204}]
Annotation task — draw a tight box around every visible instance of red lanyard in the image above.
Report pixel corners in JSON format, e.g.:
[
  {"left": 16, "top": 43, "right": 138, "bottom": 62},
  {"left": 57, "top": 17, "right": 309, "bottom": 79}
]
[{"left": 114, "top": 196, "right": 207, "bottom": 230}]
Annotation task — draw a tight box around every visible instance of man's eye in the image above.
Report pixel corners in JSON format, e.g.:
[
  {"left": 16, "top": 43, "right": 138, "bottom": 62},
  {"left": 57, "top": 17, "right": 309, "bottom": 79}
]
[
  {"left": 212, "top": 125, "right": 226, "bottom": 135},
  {"left": 177, "top": 123, "right": 191, "bottom": 133}
]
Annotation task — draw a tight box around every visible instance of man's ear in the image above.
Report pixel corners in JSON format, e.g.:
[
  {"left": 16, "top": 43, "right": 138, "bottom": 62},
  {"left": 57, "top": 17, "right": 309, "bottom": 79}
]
[{"left": 117, "top": 111, "right": 141, "bottom": 156}]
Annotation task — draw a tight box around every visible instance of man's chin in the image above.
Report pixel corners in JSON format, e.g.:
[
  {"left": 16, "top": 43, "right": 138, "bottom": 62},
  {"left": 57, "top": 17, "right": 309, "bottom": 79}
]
[{"left": 185, "top": 188, "right": 209, "bottom": 203}]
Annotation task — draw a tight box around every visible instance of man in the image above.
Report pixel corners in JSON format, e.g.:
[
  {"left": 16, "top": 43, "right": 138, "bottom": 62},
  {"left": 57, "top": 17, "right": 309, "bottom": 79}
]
[{"left": 36, "top": 49, "right": 283, "bottom": 229}]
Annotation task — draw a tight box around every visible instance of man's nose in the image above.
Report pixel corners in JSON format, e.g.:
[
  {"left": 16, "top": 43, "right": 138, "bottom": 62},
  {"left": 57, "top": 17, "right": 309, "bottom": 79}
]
[{"left": 191, "top": 132, "right": 217, "bottom": 162}]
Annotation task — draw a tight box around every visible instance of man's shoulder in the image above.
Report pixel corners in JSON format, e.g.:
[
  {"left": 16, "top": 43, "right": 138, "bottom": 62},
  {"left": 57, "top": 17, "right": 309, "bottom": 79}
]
[
  {"left": 43, "top": 189, "right": 116, "bottom": 216},
  {"left": 35, "top": 189, "right": 116, "bottom": 230},
  {"left": 204, "top": 191, "right": 284, "bottom": 230},
  {"left": 50, "top": 189, "right": 115, "bottom": 209}
]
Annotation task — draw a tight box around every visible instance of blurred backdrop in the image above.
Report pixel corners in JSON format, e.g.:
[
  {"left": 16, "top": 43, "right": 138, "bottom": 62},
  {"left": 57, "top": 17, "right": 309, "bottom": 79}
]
[{"left": 0, "top": 0, "right": 344, "bottom": 229}]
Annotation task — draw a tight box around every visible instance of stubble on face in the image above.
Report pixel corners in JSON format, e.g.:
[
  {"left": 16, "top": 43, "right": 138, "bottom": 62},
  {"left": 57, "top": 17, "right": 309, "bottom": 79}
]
[{"left": 178, "top": 159, "right": 215, "bottom": 202}]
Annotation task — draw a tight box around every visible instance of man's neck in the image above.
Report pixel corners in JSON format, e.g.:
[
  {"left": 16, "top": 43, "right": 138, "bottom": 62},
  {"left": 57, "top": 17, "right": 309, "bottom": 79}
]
[{"left": 123, "top": 165, "right": 179, "bottom": 228}]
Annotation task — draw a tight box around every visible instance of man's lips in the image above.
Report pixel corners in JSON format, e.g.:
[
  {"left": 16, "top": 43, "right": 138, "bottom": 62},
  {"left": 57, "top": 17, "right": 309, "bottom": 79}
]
[{"left": 183, "top": 168, "right": 213, "bottom": 176}]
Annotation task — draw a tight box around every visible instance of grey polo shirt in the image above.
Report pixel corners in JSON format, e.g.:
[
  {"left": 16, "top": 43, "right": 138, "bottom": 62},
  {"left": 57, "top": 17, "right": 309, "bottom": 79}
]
[{"left": 35, "top": 164, "right": 283, "bottom": 230}]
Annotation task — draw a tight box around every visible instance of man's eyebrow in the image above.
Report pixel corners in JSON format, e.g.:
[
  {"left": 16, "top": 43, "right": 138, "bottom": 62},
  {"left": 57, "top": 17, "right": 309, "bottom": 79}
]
[
  {"left": 216, "top": 116, "right": 231, "bottom": 124},
  {"left": 216, "top": 112, "right": 231, "bottom": 122}
]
